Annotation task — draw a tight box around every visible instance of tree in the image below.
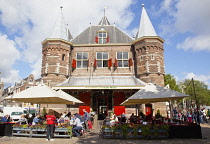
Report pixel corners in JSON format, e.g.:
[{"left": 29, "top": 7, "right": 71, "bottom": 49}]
[
  {"left": 180, "top": 79, "right": 210, "bottom": 107},
  {"left": 164, "top": 74, "right": 180, "bottom": 91}
]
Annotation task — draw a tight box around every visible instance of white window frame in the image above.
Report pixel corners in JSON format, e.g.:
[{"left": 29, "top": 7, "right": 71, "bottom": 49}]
[
  {"left": 76, "top": 52, "right": 89, "bottom": 68},
  {"left": 116, "top": 52, "right": 129, "bottom": 68},
  {"left": 96, "top": 52, "right": 109, "bottom": 68},
  {"left": 98, "top": 32, "right": 107, "bottom": 44}
]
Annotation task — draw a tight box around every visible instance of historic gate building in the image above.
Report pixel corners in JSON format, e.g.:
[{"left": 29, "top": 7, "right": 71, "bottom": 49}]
[{"left": 41, "top": 5, "right": 166, "bottom": 119}]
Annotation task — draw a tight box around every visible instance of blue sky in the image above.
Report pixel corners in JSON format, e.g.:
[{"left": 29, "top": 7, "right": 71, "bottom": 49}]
[{"left": 0, "top": 0, "right": 210, "bottom": 88}]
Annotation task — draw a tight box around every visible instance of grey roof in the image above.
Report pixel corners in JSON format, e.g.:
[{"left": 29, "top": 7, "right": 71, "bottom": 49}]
[
  {"left": 71, "top": 25, "right": 133, "bottom": 44},
  {"left": 98, "top": 16, "right": 110, "bottom": 25},
  {"left": 57, "top": 76, "right": 146, "bottom": 87},
  {"left": 51, "top": 7, "right": 73, "bottom": 41},
  {"left": 136, "top": 4, "right": 157, "bottom": 39}
]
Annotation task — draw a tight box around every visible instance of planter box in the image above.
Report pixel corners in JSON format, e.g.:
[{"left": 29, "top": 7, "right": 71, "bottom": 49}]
[
  {"left": 12, "top": 126, "right": 72, "bottom": 138},
  {"left": 100, "top": 126, "right": 169, "bottom": 139}
]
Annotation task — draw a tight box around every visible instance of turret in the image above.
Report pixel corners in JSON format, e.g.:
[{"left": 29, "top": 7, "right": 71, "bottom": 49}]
[
  {"left": 133, "top": 4, "right": 165, "bottom": 86},
  {"left": 41, "top": 7, "right": 73, "bottom": 86}
]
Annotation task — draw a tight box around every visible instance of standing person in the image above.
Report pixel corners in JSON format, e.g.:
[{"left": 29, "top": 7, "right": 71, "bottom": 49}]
[
  {"left": 83, "top": 109, "right": 90, "bottom": 132},
  {"left": 207, "top": 109, "right": 210, "bottom": 121},
  {"left": 46, "top": 111, "right": 56, "bottom": 141},
  {"left": 202, "top": 108, "right": 208, "bottom": 123}
]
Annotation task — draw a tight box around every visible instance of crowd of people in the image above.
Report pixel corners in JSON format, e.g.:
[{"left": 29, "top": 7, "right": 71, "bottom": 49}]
[
  {"left": 1, "top": 109, "right": 95, "bottom": 141},
  {"left": 172, "top": 107, "right": 210, "bottom": 124}
]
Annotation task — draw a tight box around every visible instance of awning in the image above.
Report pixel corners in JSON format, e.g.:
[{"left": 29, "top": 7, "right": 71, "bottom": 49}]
[
  {"left": 4, "top": 84, "right": 83, "bottom": 105},
  {"left": 53, "top": 76, "right": 146, "bottom": 90},
  {"left": 121, "top": 83, "right": 189, "bottom": 105}
]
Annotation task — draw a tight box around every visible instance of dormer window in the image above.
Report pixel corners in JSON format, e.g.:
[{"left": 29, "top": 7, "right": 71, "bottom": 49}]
[
  {"left": 95, "top": 29, "right": 109, "bottom": 44},
  {"left": 98, "top": 32, "right": 107, "bottom": 44}
]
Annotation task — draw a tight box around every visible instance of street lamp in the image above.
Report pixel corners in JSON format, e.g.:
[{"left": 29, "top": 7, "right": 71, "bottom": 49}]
[{"left": 179, "top": 85, "right": 186, "bottom": 109}]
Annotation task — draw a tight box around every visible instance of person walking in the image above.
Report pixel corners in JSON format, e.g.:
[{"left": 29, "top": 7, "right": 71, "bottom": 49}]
[
  {"left": 83, "top": 109, "right": 90, "bottom": 132},
  {"left": 46, "top": 111, "right": 56, "bottom": 141}
]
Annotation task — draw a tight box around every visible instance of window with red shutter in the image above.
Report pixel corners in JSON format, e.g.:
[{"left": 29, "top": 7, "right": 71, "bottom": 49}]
[
  {"left": 94, "top": 59, "right": 97, "bottom": 67},
  {"left": 108, "top": 58, "right": 112, "bottom": 67},
  {"left": 129, "top": 58, "right": 133, "bottom": 67},
  {"left": 106, "top": 37, "right": 109, "bottom": 43},
  {"left": 95, "top": 37, "right": 98, "bottom": 43},
  {"left": 72, "top": 59, "right": 76, "bottom": 68}
]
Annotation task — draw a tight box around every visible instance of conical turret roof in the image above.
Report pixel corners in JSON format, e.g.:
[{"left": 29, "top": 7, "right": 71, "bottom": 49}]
[
  {"left": 136, "top": 4, "right": 157, "bottom": 39},
  {"left": 51, "top": 7, "right": 72, "bottom": 41},
  {"left": 98, "top": 16, "right": 110, "bottom": 25}
]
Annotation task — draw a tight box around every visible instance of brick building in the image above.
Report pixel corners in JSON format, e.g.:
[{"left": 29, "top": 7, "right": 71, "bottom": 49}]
[
  {"left": 41, "top": 5, "right": 166, "bottom": 119},
  {"left": 1, "top": 74, "right": 42, "bottom": 108}
]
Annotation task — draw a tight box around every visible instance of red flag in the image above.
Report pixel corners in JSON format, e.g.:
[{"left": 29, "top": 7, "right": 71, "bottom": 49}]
[
  {"left": 108, "top": 58, "right": 112, "bottom": 67},
  {"left": 72, "top": 59, "right": 76, "bottom": 68},
  {"left": 114, "top": 59, "right": 118, "bottom": 67},
  {"left": 129, "top": 58, "right": 133, "bottom": 67},
  {"left": 94, "top": 59, "right": 97, "bottom": 67},
  {"left": 95, "top": 37, "right": 98, "bottom": 43}
]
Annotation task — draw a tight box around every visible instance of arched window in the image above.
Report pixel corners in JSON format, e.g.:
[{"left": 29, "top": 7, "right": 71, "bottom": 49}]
[{"left": 62, "top": 54, "right": 65, "bottom": 61}]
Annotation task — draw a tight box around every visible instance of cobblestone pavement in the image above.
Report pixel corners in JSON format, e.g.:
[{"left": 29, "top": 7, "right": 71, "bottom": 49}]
[{"left": 1, "top": 123, "right": 210, "bottom": 144}]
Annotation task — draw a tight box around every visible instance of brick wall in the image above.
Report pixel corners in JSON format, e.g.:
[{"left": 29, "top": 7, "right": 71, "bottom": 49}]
[{"left": 134, "top": 37, "right": 165, "bottom": 86}]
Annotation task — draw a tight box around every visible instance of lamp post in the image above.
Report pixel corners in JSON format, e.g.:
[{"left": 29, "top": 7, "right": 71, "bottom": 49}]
[{"left": 179, "top": 85, "right": 186, "bottom": 109}]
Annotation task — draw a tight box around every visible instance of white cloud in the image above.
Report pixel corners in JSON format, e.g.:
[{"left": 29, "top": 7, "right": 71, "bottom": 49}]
[
  {"left": 177, "top": 35, "right": 210, "bottom": 51},
  {"left": 158, "top": 0, "right": 210, "bottom": 52},
  {"left": 0, "top": 34, "right": 21, "bottom": 84},
  {"left": 0, "top": 0, "right": 135, "bottom": 86},
  {"left": 184, "top": 72, "right": 210, "bottom": 88}
]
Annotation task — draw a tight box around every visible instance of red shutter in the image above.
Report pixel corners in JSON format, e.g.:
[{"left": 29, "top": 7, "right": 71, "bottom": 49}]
[
  {"left": 95, "top": 37, "right": 98, "bottom": 43},
  {"left": 72, "top": 59, "right": 76, "bottom": 68},
  {"left": 108, "top": 58, "right": 112, "bottom": 67},
  {"left": 114, "top": 59, "right": 118, "bottom": 67},
  {"left": 129, "top": 58, "right": 133, "bottom": 67},
  {"left": 93, "top": 59, "right": 97, "bottom": 67},
  {"left": 106, "top": 37, "right": 109, "bottom": 43}
]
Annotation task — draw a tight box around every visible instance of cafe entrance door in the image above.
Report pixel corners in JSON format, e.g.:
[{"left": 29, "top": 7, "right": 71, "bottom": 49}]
[{"left": 97, "top": 97, "right": 108, "bottom": 120}]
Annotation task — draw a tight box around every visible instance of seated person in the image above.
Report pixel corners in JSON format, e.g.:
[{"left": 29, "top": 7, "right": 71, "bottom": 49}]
[
  {"left": 32, "top": 114, "right": 40, "bottom": 125},
  {"left": 72, "top": 114, "right": 83, "bottom": 137},
  {"left": 103, "top": 116, "right": 110, "bottom": 125},
  {"left": 28, "top": 114, "right": 35, "bottom": 124},
  {"left": 130, "top": 113, "right": 135, "bottom": 123},
  {"left": 70, "top": 115, "right": 75, "bottom": 125},
  {"left": 1, "top": 114, "right": 10, "bottom": 122},
  {"left": 16, "top": 114, "right": 28, "bottom": 124},
  {"left": 121, "top": 113, "right": 127, "bottom": 123},
  {"left": 58, "top": 116, "right": 65, "bottom": 126}
]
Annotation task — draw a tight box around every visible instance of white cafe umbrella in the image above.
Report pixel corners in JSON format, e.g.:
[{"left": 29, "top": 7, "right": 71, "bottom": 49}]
[
  {"left": 56, "top": 90, "right": 83, "bottom": 104},
  {"left": 5, "top": 84, "right": 82, "bottom": 105},
  {"left": 121, "top": 83, "right": 189, "bottom": 105}
]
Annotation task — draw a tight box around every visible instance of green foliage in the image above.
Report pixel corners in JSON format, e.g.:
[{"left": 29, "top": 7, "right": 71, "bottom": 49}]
[
  {"left": 141, "top": 125, "right": 151, "bottom": 137},
  {"left": 67, "top": 126, "right": 72, "bottom": 136},
  {"left": 42, "top": 107, "right": 46, "bottom": 115},
  {"left": 180, "top": 79, "right": 210, "bottom": 106},
  {"left": 164, "top": 74, "right": 180, "bottom": 91}
]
